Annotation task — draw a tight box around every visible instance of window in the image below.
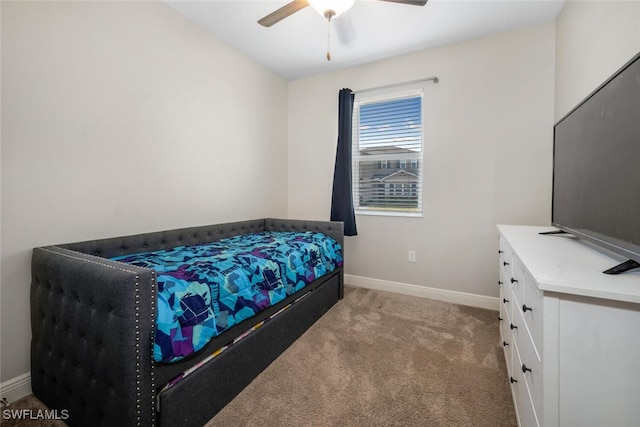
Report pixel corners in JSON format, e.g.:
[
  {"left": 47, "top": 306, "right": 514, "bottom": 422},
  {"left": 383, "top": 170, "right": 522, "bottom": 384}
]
[{"left": 352, "top": 90, "right": 423, "bottom": 216}]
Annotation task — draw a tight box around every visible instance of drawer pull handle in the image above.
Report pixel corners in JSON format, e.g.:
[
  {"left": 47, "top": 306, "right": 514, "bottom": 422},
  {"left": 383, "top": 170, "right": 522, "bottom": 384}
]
[
  {"left": 522, "top": 304, "right": 533, "bottom": 313},
  {"left": 522, "top": 364, "right": 532, "bottom": 374},
  {"left": 510, "top": 377, "right": 518, "bottom": 384},
  {"left": 498, "top": 281, "right": 503, "bottom": 286},
  {"left": 503, "top": 298, "right": 509, "bottom": 304},
  {"left": 499, "top": 316, "right": 503, "bottom": 321},
  {"left": 510, "top": 323, "right": 518, "bottom": 330},
  {"left": 498, "top": 250, "right": 504, "bottom": 254},
  {"left": 503, "top": 341, "right": 509, "bottom": 347},
  {"left": 503, "top": 261, "right": 510, "bottom": 266},
  {"left": 511, "top": 278, "right": 518, "bottom": 284}
]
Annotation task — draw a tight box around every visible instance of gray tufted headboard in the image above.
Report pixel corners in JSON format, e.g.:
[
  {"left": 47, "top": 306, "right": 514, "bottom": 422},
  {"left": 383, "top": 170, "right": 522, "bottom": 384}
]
[{"left": 59, "top": 218, "right": 343, "bottom": 261}]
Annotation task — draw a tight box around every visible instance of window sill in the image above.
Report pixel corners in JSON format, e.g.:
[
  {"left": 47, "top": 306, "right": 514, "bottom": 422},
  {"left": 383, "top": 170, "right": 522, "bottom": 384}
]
[{"left": 355, "top": 210, "right": 423, "bottom": 218}]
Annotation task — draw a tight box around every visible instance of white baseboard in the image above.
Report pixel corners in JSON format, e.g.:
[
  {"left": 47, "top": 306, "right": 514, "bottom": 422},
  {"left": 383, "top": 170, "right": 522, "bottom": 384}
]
[
  {"left": 345, "top": 274, "right": 499, "bottom": 311},
  {"left": 0, "top": 372, "right": 31, "bottom": 405}
]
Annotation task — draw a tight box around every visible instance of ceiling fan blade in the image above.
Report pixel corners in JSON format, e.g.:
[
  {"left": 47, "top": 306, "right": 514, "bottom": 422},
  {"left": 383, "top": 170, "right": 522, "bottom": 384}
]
[
  {"left": 258, "top": 0, "right": 309, "bottom": 27},
  {"left": 375, "top": 0, "right": 428, "bottom": 5}
]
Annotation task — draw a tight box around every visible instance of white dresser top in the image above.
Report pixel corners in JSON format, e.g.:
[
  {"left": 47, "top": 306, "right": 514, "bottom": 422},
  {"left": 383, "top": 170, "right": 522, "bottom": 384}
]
[{"left": 498, "top": 225, "right": 640, "bottom": 304}]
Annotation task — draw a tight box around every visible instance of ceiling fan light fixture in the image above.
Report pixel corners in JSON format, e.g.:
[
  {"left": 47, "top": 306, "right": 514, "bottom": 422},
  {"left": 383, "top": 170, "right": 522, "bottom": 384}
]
[{"left": 308, "top": 0, "right": 356, "bottom": 19}]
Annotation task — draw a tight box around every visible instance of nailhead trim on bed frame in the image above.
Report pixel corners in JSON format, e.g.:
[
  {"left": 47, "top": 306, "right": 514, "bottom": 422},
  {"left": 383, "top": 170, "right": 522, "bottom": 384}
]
[
  {"left": 33, "top": 248, "right": 157, "bottom": 427},
  {"left": 149, "top": 270, "right": 156, "bottom": 427},
  {"left": 92, "top": 257, "right": 158, "bottom": 427}
]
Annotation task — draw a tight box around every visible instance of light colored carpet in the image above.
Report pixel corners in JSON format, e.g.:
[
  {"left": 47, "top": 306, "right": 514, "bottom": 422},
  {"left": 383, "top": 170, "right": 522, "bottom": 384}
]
[
  {"left": 4, "top": 286, "right": 516, "bottom": 427},
  {"left": 208, "top": 285, "right": 516, "bottom": 427}
]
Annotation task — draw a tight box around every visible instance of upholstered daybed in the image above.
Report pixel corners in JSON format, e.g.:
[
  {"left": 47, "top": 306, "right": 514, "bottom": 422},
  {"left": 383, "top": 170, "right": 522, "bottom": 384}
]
[{"left": 31, "top": 218, "right": 344, "bottom": 427}]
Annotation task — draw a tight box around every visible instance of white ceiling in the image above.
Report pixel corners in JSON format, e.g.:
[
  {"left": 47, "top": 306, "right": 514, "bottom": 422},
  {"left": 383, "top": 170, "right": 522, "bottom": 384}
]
[{"left": 165, "top": 0, "right": 565, "bottom": 81}]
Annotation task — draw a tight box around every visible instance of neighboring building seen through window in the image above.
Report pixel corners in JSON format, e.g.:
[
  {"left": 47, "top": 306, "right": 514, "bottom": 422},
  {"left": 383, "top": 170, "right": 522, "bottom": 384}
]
[{"left": 352, "top": 91, "right": 423, "bottom": 216}]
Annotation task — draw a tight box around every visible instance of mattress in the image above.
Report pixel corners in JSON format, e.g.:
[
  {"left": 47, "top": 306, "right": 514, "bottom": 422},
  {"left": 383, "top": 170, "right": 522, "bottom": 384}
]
[{"left": 112, "top": 231, "right": 343, "bottom": 362}]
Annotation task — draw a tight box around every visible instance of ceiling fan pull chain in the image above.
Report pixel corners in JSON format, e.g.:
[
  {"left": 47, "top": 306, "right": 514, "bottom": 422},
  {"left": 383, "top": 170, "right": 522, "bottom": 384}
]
[{"left": 326, "top": 15, "right": 331, "bottom": 61}]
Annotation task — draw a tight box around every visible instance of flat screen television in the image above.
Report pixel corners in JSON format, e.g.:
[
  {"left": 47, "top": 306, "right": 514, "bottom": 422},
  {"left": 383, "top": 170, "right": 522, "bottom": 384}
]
[{"left": 552, "top": 51, "right": 640, "bottom": 274}]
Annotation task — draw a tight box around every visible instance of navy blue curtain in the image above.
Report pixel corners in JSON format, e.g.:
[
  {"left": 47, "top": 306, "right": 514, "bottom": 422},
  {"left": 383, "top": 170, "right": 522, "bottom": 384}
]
[{"left": 330, "top": 88, "right": 357, "bottom": 236}]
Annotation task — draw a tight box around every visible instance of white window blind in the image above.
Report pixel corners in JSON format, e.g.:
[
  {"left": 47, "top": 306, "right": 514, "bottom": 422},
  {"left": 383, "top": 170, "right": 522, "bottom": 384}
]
[{"left": 352, "top": 89, "right": 424, "bottom": 216}]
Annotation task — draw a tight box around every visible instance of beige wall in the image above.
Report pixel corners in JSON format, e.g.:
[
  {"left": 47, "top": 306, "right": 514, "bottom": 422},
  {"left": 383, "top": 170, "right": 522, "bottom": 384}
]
[
  {"left": 288, "top": 23, "right": 556, "bottom": 298},
  {"left": 0, "top": 1, "right": 288, "bottom": 382},
  {"left": 555, "top": 0, "right": 640, "bottom": 120},
  {"left": 4, "top": 0, "right": 640, "bottom": 394}
]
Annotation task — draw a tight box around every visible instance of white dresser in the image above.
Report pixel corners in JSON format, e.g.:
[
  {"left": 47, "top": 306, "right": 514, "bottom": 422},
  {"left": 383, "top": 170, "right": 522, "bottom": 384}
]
[{"left": 498, "top": 225, "right": 640, "bottom": 427}]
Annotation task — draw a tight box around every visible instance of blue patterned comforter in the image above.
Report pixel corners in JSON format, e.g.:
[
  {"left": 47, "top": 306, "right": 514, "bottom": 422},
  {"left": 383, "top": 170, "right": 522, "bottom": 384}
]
[{"left": 112, "top": 231, "right": 342, "bottom": 362}]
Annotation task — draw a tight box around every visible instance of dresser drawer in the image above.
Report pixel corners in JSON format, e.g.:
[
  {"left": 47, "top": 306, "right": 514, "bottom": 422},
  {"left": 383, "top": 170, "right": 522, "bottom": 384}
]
[
  {"left": 499, "top": 299, "right": 513, "bottom": 376},
  {"left": 500, "top": 280, "right": 513, "bottom": 323},
  {"left": 513, "top": 304, "right": 542, "bottom": 416},
  {"left": 520, "top": 270, "right": 543, "bottom": 355},
  {"left": 500, "top": 288, "right": 512, "bottom": 327},
  {"left": 513, "top": 342, "right": 540, "bottom": 427},
  {"left": 510, "top": 261, "right": 526, "bottom": 312},
  {"left": 499, "top": 237, "right": 513, "bottom": 280}
]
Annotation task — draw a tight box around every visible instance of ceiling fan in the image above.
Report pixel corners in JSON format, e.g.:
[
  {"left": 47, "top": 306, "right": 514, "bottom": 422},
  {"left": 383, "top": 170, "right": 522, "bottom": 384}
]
[
  {"left": 258, "top": 0, "right": 428, "bottom": 60},
  {"left": 258, "top": 0, "right": 428, "bottom": 28}
]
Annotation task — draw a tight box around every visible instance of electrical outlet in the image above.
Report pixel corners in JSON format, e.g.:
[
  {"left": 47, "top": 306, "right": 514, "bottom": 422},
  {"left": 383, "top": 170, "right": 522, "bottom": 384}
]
[{"left": 408, "top": 250, "right": 416, "bottom": 263}]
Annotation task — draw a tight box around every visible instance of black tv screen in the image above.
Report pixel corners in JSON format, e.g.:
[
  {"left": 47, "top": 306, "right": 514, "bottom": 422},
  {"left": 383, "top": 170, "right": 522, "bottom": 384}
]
[{"left": 552, "top": 51, "right": 640, "bottom": 269}]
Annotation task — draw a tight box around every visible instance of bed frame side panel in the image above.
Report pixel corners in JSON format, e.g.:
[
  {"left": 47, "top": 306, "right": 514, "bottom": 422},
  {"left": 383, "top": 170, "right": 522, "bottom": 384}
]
[{"left": 31, "top": 247, "right": 156, "bottom": 427}]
